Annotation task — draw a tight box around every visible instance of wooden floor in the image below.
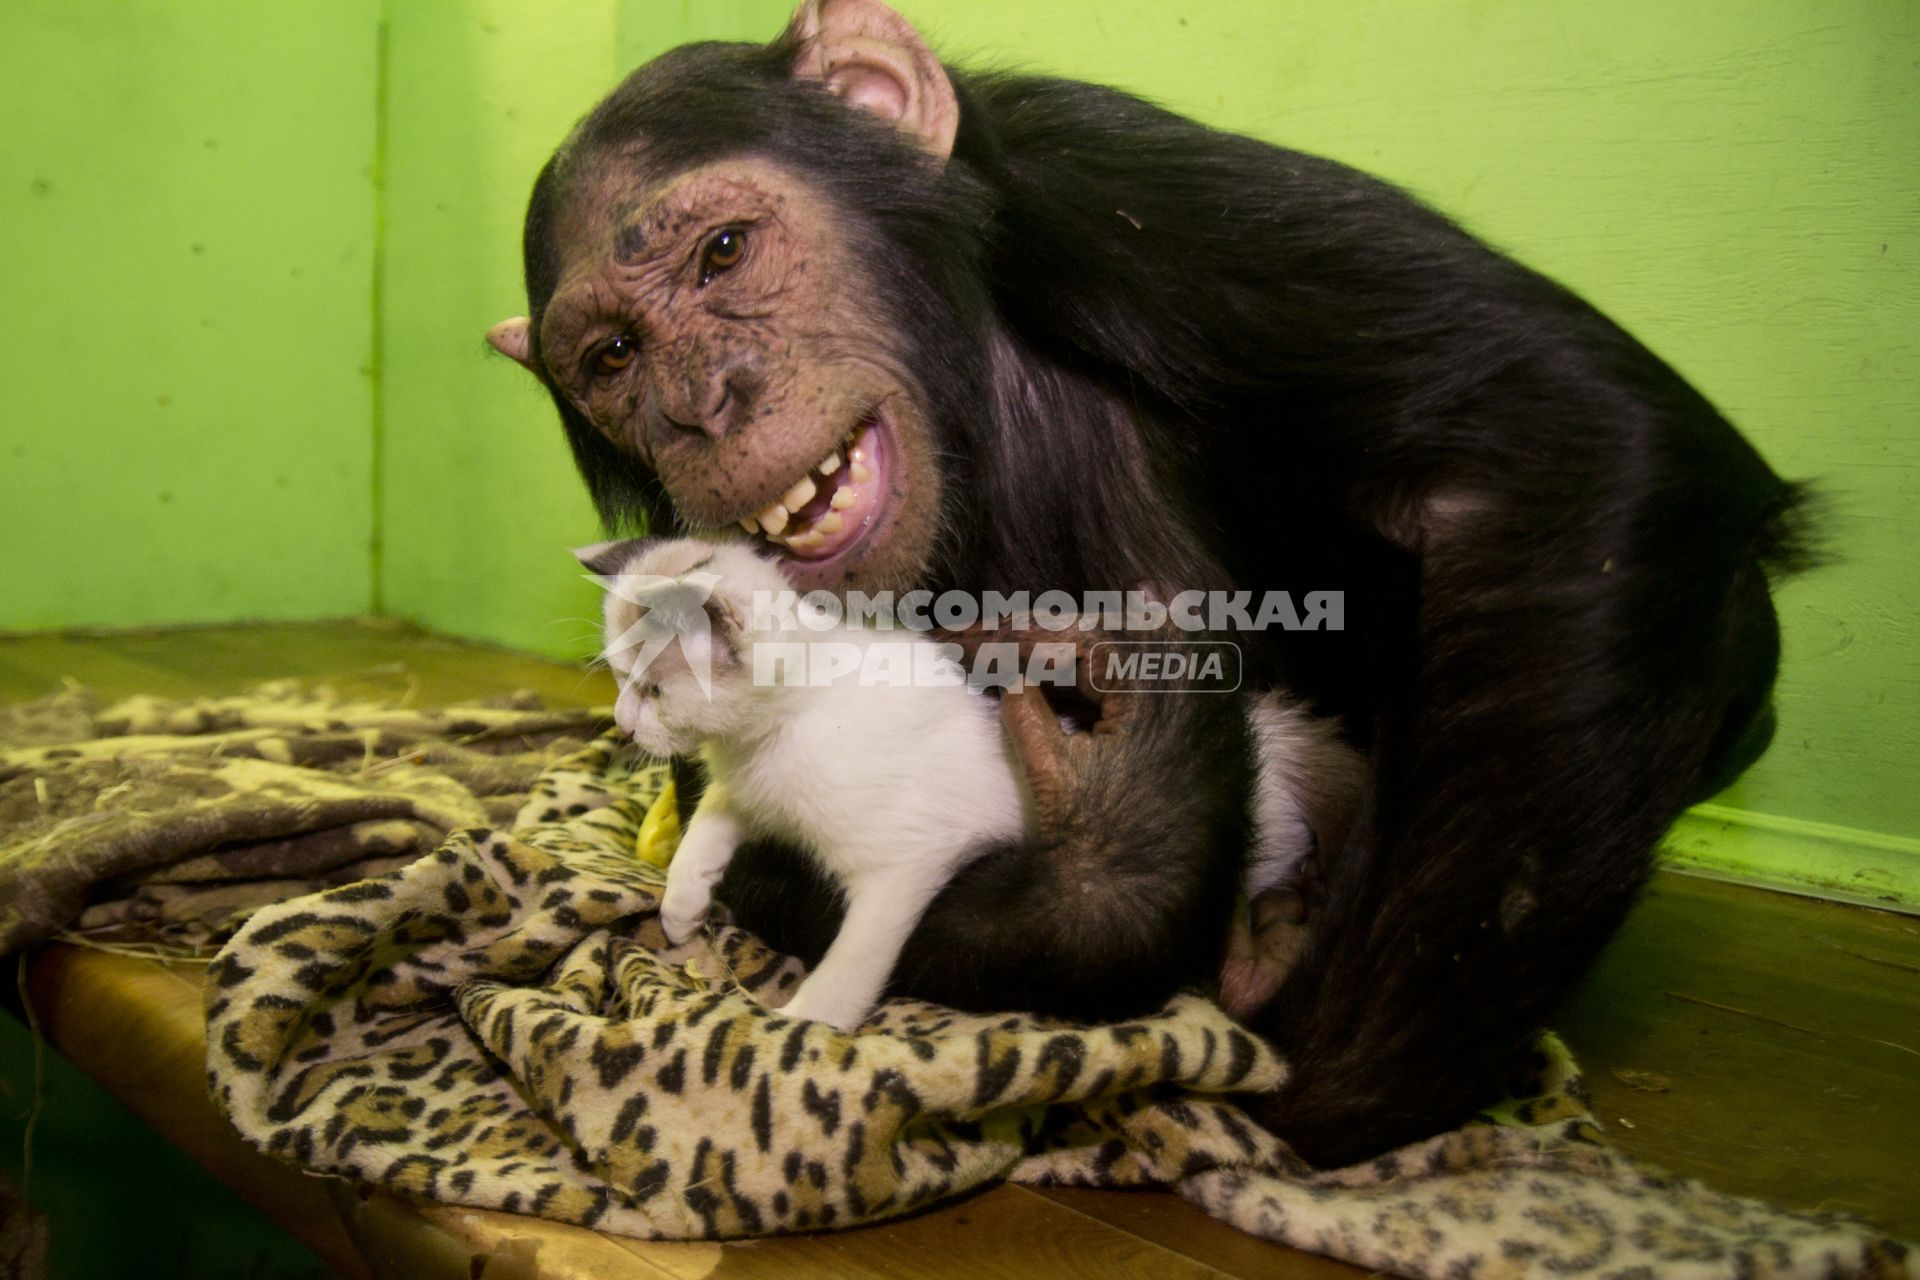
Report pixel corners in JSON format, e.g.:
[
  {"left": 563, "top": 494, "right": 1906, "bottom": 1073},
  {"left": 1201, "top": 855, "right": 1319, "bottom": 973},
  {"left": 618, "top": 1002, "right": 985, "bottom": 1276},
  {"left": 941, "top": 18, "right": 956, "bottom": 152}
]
[{"left": 1, "top": 620, "right": 1915, "bottom": 1278}]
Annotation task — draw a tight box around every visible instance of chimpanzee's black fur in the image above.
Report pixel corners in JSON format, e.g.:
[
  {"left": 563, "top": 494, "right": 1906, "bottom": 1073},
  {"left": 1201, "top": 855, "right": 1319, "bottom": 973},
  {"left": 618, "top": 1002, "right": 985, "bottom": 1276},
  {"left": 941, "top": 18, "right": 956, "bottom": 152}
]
[{"left": 518, "top": 34, "right": 1811, "bottom": 1166}]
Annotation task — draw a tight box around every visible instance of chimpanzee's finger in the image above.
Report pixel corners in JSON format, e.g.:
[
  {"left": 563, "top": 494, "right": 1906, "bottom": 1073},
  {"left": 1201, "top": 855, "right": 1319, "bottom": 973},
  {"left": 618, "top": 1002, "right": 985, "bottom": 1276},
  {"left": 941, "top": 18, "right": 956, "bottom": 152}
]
[
  {"left": 1001, "top": 678, "right": 1068, "bottom": 759},
  {"left": 1071, "top": 636, "right": 1111, "bottom": 703},
  {"left": 1000, "top": 680, "right": 1072, "bottom": 823},
  {"left": 1091, "top": 692, "right": 1135, "bottom": 735}
]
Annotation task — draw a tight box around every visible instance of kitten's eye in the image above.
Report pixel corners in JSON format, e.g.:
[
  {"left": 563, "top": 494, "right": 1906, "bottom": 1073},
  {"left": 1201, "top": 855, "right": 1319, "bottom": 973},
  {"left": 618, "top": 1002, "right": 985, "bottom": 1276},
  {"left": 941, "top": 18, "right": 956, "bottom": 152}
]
[
  {"left": 594, "top": 336, "right": 637, "bottom": 377},
  {"left": 699, "top": 228, "right": 748, "bottom": 284}
]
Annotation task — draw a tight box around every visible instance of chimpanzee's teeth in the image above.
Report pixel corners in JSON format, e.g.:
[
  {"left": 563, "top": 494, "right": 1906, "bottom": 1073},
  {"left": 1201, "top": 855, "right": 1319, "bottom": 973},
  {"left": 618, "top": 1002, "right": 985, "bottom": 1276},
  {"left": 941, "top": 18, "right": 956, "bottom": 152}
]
[{"left": 748, "top": 429, "right": 872, "bottom": 553}]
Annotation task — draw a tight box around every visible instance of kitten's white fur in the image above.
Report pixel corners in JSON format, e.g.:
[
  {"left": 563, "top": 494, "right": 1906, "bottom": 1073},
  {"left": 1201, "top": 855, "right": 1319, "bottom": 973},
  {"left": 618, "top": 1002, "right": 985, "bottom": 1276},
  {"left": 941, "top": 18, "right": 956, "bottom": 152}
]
[
  {"left": 1244, "top": 690, "right": 1364, "bottom": 900},
  {"left": 598, "top": 538, "right": 1030, "bottom": 1030},
  {"left": 592, "top": 537, "right": 1356, "bottom": 1030}
]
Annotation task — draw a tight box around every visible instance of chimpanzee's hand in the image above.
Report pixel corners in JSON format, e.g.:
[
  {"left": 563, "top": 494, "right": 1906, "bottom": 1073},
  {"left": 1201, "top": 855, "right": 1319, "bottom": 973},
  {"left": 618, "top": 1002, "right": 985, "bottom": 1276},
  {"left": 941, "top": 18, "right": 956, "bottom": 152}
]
[
  {"left": 851, "top": 620, "right": 1249, "bottom": 1021},
  {"left": 933, "top": 622, "right": 1145, "bottom": 834},
  {"left": 938, "top": 618, "right": 1300, "bottom": 1018}
]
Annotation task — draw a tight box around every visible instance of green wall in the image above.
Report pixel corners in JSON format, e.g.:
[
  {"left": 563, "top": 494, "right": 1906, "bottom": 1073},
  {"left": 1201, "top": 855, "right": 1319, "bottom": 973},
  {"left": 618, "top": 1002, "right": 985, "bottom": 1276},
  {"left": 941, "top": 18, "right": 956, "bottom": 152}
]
[
  {"left": 3, "top": 2, "right": 1916, "bottom": 896},
  {"left": 375, "top": 0, "right": 791, "bottom": 659},
  {"left": 0, "top": 1, "right": 379, "bottom": 629},
  {"left": 376, "top": 0, "right": 618, "bottom": 659}
]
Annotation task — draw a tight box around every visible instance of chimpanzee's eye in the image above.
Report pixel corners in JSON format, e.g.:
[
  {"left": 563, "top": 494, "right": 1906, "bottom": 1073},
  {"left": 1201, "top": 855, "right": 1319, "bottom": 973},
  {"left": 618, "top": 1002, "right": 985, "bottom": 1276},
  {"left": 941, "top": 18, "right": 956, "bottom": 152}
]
[
  {"left": 699, "top": 227, "right": 748, "bottom": 284},
  {"left": 594, "top": 336, "right": 637, "bottom": 376}
]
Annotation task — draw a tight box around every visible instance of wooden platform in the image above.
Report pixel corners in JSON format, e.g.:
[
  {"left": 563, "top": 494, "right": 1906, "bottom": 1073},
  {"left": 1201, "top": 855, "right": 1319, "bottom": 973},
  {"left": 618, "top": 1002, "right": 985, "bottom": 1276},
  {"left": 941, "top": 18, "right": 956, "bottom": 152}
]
[{"left": 2, "top": 620, "right": 1915, "bottom": 1277}]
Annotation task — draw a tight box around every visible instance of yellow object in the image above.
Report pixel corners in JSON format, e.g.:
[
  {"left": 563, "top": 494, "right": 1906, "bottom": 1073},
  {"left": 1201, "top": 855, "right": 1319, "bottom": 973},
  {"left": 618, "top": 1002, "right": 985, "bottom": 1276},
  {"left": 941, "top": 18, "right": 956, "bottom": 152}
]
[{"left": 636, "top": 778, "right": 683, "bottom": 870}]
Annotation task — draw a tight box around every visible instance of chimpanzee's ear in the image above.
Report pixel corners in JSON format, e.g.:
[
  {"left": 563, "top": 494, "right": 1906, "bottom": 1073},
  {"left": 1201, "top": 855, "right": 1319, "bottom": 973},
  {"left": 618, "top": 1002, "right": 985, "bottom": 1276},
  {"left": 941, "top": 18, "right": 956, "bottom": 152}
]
[
  {"left": 486, "top": 316, "right": 538, "bottom": 373},
  {"left": 573, "top": 538, "right": 654, "bottom": 578},
  {"left": 788, "top": 0, "right": 958, "bottom": 160}
]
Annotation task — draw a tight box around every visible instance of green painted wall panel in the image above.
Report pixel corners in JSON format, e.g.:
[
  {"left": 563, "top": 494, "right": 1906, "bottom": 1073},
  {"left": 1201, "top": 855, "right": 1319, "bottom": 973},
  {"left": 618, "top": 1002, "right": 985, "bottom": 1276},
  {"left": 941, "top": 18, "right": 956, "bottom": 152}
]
[
  {"left": 0, "top": 1, "right": 379, "bottom": 629},
  {"left": 374, "top": 0, "right": 621, "bottom": 660},
  {"left": 376, "top": 0, "right": 788, "bottom": 657}
]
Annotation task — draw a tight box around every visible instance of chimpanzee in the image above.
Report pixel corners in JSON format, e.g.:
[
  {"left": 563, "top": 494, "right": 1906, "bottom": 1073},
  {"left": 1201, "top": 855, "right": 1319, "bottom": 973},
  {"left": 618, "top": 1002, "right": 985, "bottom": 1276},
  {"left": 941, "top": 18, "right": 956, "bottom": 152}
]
[{"left": 485, "top": 0, "right": 1809, "bottom": 1166}]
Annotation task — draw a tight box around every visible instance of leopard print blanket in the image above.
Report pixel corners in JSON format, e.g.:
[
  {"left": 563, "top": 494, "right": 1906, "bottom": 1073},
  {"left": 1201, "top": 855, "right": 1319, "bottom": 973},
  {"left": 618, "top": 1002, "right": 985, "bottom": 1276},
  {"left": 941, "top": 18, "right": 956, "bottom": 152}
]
[
  {"left": 0, "top": 680, "right": 604, "bottom": 951},
  {"left": 1, "top": 681, "right": 1903, "bottom": 1275},
  {"left": 197, "top": 728, "right": 1911, "bottom": 1279}
]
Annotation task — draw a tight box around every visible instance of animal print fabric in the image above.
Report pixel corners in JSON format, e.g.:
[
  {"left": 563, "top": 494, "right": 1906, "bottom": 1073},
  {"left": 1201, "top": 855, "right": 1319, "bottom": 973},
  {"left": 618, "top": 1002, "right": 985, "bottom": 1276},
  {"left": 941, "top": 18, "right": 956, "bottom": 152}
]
[
  {"left": 207, "top": 727, "right": 1913, "bottom": 1279},
  {"left": 0, "top": 681, "right": 604, "bottom": 951}
]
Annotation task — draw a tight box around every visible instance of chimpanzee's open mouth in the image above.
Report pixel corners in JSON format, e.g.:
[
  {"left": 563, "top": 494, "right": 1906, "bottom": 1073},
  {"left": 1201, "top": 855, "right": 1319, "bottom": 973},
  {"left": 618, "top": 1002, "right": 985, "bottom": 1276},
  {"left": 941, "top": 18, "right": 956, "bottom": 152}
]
[{"left": 737, "top": 411, "right": 892, "bottom": 567}]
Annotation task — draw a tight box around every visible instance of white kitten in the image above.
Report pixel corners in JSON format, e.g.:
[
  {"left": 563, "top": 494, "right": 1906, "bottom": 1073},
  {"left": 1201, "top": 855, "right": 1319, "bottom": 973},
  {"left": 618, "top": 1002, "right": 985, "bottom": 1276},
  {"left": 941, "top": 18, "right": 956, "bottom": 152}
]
[{"left": 584, "top": 536, "right": 1031, "bottom": 1030}]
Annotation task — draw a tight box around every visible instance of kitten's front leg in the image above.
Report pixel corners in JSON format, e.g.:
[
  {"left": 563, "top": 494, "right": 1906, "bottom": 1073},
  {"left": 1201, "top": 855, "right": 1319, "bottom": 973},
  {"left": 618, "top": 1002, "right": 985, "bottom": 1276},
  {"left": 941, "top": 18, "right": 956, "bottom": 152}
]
[
  {"left": 780, "top": 869, "right": 946, "bottom": 1031},
  {"left": 659, "top": 793, "right": 742, "bottom": 946}
]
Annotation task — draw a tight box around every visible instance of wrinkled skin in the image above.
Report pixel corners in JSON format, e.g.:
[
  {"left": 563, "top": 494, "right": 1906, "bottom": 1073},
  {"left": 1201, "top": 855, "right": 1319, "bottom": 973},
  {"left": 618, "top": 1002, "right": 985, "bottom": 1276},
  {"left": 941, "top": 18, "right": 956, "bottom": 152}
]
[{"left": 533, "top": 158, "right": 944, "bottom": 592}]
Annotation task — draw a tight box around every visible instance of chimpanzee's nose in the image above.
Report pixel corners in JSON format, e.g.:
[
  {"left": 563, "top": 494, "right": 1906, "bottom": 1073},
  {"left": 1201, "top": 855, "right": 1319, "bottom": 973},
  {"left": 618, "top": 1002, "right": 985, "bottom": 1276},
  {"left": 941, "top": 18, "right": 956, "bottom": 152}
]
[{"left": 646, "top": 356, "right": 761, "bottom": 447}]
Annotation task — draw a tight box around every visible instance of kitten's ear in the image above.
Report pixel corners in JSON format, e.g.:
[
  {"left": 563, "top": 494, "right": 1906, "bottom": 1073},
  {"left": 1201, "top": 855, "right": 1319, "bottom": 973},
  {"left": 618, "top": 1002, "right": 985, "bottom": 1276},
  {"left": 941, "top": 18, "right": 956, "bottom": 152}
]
[
  {"left": 685, "top": 572, "right": 747, "bottom": 659},
  {"left": 573, "top": 538, "right": 655, "bottom": 578}
]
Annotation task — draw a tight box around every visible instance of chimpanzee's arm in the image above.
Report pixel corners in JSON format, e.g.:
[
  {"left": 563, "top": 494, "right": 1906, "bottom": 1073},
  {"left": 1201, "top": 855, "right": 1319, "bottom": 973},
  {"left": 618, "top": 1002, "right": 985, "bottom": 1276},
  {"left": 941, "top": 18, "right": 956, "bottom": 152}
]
[{"left": 722, "top": 631, "right": 1257, "bottom": 1025}]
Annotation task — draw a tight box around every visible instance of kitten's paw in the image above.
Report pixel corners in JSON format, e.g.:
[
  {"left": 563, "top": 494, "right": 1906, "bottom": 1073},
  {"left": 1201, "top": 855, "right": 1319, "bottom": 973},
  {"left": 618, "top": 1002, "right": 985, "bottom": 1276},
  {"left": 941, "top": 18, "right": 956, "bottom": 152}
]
[
  {"left": 657, "top": 886, "right": 711, "bottom": 946},
  {"left": 778, "top": 982, "right": 870, "bottom": 1032}
]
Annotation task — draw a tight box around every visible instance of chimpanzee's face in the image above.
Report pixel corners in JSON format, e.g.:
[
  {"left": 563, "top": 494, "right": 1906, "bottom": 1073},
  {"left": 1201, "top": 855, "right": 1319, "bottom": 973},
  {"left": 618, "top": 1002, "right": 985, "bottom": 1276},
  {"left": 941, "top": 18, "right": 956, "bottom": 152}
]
[{"left": 535, "top": 155, "right": 945, "bottom": 593}]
